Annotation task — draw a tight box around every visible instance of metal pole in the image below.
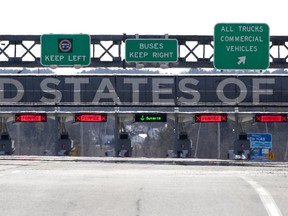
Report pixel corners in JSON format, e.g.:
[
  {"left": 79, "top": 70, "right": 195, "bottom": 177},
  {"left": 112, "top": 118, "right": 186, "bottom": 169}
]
[
  {"left": 175, "top": 114, "right": 179, "bottom": 156},
  {"left": 235, "top": 108, "right": 239, "bottom": 141},
  {"left": 16, "top": 123, "right": 20, "bottom": 155},
  {"left": 194, "top": 123, "right": 201, "bottom": 158},
  {"left": 114, "top": 114, "right": 119, "bottom": 157},
  {"left": 284, "top": 139, "right": 288, "bottom": 161},
  {"left": 80, "top": 122, "right": 84, "bottom": 156},
  {"left": 217, "top": 122, "right": 221, "bottom": 159}
]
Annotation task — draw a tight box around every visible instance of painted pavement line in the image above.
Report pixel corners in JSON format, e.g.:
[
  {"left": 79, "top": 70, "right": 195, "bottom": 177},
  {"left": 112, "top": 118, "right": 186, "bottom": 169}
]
[{"left": 240, "top": 176, "right": 282, "bottom": 216}]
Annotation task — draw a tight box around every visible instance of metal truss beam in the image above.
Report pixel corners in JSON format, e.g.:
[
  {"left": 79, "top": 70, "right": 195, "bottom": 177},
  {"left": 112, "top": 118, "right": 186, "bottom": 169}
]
[{"left": 0, "top": 35, "right": 288, "bottom": 68}]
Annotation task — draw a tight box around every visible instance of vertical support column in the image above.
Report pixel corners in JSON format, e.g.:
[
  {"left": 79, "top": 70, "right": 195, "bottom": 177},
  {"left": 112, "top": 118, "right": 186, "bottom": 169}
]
[
  {"left": 56, "top": 116, "right": 61, "bottom": 155},
  {"left": 235, "top": 107, "right": 239, "bottom": 141},
  {"left": 80, "top": 122, "right": 84, "bottom": 156},
  {"left": 0, "top": 117, "right": 3, "bottom": 134},
  {"left": 284, "top": 140, "right": 288, "bottom": 161},
  {"left": 174, "top": 114, "right": 179, "bottom": 156},
  {"left": 54, "top": 115, "right": 59, "bottom": 156},
  {"left": 16, "top": 123, "right": 21, "bottom": 155},
  {"left": 217, "top": 122, "right": 221, "bottom": 159},
  {"left": 114, "top": 113, "right": 119, "bottom": 157},
  {"left": 194, "top": 123, "right": 201, "bottom": 158}
]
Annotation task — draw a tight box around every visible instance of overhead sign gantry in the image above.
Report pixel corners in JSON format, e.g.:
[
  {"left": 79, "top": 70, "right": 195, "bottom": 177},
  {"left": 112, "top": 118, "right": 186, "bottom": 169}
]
[{"left": 2, "top": 30, "right": 288, "bottom": 68}]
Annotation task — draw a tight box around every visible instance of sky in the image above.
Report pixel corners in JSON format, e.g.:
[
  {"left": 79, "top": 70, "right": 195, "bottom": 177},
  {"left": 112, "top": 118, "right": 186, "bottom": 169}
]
[{"left": 1, "top": 0, "right": 288, "bottom": 36}]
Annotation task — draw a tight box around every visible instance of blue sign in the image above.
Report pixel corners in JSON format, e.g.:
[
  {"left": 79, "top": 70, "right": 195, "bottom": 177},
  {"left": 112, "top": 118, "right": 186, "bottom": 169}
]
[
  {"left": 247, "top": 133, "right": 272, "bottom": 161},
  {"left": 247, "top": 133, "right": 272, "bottom": 143},
  {"left": 251, "top": 142, "right": 272, "bottom": 148}
]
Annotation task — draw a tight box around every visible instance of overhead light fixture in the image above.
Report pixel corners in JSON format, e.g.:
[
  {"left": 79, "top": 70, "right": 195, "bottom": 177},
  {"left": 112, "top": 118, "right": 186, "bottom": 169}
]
[
  {"left": 160, "top": 63, "right": 169, "bottom": 69},
  {"left": 136, "top": 63, "right": 144, "bottom": 69},
  {"left": 74, "top": 65, "right": 82, "bottom": 69}
]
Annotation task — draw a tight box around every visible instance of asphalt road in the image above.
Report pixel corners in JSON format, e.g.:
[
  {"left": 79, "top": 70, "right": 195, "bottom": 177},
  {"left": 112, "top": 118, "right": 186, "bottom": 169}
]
[{"left": 0, "top": 157, "right": 287, "bottom": 216}]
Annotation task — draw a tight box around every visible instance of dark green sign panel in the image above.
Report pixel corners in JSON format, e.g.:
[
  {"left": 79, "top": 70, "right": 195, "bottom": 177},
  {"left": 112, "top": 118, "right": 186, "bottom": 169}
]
[
  {"left": 125, "top": 39, "right": 178, "bottom": 63},
  {"left": 214, "top": 23, "right": 269, "bottom": 70},
  {"left": 135, "top": 113, "right": 167, "bottom": 122},
  {"left": 41, "top": 34, "right": 91, "bottom": 67}
]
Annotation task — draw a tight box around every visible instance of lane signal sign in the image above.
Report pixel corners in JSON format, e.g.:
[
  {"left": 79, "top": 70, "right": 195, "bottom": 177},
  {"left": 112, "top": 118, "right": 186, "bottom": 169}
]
[
  {"left": 255, "top": 114, "right": 287, "bottom": 122},
  {"left": 135, "top": 113, "right": 167, "bottom": 122},
  {"left": 15, "top": 114, "right": 47, "bottom": 122},
  {"left": 75, "top": 114, "right": 107, "bottom": 122},
  {"left": 195, "top": 114, "right": 227, "bottom": 123}
]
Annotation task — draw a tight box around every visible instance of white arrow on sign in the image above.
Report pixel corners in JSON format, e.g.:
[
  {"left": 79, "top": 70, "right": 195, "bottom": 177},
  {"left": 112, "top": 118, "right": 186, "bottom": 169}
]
[{"left": 237, "top": 56, "right": 246, "bottom": 65}]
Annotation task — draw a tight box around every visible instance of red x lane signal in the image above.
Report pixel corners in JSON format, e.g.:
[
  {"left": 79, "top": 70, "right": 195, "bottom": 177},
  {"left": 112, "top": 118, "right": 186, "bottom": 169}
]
[
  {"left": 255, "top": 114, "right": 287, "bottom": 122},
  {"left": 15, "top": 114, "right": 47, "bottom": 122},
  {"left": 75, "top": 114, "right": 107, "bottom": 122},
  {"left": 195, "top": 114, "right": 227, "bottom": 123}
]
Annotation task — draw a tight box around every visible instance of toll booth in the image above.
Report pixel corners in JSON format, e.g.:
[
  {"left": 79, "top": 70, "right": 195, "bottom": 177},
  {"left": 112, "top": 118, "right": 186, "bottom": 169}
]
[
  {"left": 0, "top": 132, "right": 14, "bottom": 155},
  {"left": 116, "top": 132, "right": 132, "bottom": 157},
  {"left": 176, "top": 132, "right": 192, "bottom": 158},
  {"left": 233, "top": 132, "right": 251, "bottom": 159},
  {"left": 56, "top": 132, "right": 73, "bottom": 156}
]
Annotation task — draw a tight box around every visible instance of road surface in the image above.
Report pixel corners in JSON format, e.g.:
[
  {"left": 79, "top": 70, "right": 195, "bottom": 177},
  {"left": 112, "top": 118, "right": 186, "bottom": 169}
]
[{"left": 0, "top": 157, "right": 287, "bottom": 216}]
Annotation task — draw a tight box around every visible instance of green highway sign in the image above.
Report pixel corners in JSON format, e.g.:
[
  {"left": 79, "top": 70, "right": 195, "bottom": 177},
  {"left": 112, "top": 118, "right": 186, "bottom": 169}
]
[
  {"left": 125, "top": 39, "right": 178, "bottom": 63},
  {"left": 214, "top": 23, "right": 269, "bottom": 70},
  {"left": 135, "top": 113, "right": 167, "bottom": 122},
  {"left": 41, "top": 34, "right": 91, "bottom": 67}
]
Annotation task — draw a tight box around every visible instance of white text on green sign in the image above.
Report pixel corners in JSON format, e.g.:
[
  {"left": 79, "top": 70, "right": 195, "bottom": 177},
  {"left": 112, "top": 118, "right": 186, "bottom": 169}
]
[
  {"left": 125, "top": 39, "right": 178, "bottom": 63},
  {"left": 41, "top": 34, "right": 91, "bottom": 67},
  {"left": 214, "top": 23, "right": 269, "bottom": 70}
]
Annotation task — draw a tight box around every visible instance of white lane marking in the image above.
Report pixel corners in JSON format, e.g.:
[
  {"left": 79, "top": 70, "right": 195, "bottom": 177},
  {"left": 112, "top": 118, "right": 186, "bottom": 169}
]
[
  {"left": 11, "top": 170, "right": 21, "bottom": 174},
  {"left": 240, "top": 176, "right": 283, "bottom": 216},
  {"left": 0, "top": 170, "right": 21, "bottom": 176}
]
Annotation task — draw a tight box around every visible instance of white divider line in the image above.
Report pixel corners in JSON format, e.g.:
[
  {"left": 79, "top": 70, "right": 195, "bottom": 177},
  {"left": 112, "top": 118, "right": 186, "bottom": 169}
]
[
  {"left": 11, "top": 170, "right": 21, "bottom": 174},
  {"left": 240, "top": 176, "right": 282, "bottom": 216}
]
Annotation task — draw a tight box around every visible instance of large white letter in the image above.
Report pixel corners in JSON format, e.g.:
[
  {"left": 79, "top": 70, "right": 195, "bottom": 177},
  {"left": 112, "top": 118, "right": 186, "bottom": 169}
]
[
  {"left": 178, "top": 78, "right": 200, "bottom": 104},
  {"left": 217, "top": 78, "right": 247, "bottom": 105},
  {"left": 65, "top": 78, "right": 89, "bottom": 102},
  {"left": 152, "top": 78, "right": 174, "bottom": 105},
  {"left": 0, "top": 78, "right": 24, "bottom": 102},
  {"left": 40, "top": 78, "right": 62, "bottom": 103},
  {"left": 123, "top": 78, "right": 147, "bottom": 103},
  {"left": 93, "top": 78, "right": 117, "bottom": 103},
  {"left": 253, "top": 78, "right": 275, "bottom": 105}
]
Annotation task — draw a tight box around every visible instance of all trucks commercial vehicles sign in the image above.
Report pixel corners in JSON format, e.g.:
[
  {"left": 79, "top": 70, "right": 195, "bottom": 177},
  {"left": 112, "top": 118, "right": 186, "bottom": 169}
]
[{"left": 214, "top": 23, "right": 269, "bottom": 70}]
